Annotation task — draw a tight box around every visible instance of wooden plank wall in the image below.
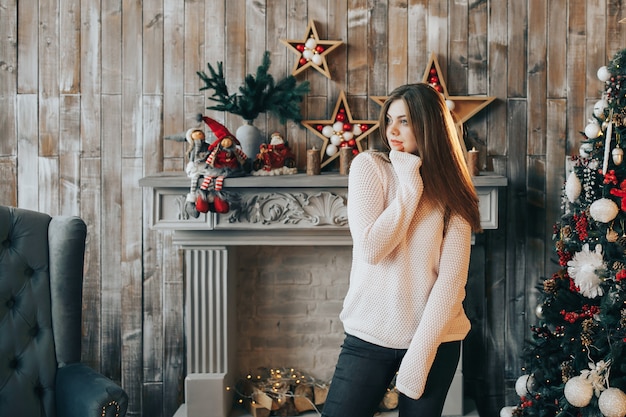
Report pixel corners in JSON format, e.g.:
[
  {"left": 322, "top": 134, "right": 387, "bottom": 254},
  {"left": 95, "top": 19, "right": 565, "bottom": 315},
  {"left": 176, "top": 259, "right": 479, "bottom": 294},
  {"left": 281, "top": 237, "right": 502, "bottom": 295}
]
[{"left": 2, "top": 1, "right": 626, "bottom": 416}]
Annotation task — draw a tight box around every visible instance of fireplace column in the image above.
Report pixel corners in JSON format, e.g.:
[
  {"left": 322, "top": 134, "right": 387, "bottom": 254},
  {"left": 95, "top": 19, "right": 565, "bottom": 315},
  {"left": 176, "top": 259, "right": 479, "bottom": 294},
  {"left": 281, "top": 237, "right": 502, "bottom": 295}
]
[{"left": 181, "top": 246, "right": 236, "bottom": 417}]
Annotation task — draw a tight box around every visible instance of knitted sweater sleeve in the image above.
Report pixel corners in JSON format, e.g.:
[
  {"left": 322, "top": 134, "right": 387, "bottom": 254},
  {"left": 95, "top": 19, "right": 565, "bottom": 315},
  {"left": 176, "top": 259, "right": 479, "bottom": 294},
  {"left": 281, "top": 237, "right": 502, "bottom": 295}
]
[
  {"left": 347, "top": 150, "right": 424, "bottom": 264},
  {"left": 395, "top": 213, "right": 472, "bottom": 399}
]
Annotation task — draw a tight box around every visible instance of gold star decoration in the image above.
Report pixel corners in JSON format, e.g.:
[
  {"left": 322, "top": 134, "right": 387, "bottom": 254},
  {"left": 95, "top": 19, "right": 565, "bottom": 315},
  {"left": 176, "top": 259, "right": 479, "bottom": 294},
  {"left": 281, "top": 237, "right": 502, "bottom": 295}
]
[
  {"left": 370, "top": 52, "right": 495, "bottom": 130},
  {"left": 303, "top": 90, "right": 380, "bottom": 168},
  {"left": 280, "top": 19, "right": 343, "bottom": 79}
]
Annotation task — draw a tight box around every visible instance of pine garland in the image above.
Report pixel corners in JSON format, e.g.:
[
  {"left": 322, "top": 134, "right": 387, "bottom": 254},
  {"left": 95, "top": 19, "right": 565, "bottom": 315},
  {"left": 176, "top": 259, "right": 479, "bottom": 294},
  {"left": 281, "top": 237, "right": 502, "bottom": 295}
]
[{"left": 197, "top": 51, "right": 310, "bottom": 124}]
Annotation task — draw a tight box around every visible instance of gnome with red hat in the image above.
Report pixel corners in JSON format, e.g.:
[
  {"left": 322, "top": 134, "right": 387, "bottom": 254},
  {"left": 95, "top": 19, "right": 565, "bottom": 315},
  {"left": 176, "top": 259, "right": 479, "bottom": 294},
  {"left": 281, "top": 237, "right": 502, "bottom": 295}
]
[{"left": 187, "top": 115, "right": 249, "bottom": 216}]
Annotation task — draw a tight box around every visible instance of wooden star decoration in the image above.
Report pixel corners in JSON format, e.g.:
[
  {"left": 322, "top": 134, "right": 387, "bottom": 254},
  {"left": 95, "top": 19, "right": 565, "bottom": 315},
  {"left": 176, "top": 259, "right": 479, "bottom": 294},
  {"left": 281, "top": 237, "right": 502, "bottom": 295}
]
[
  {"left": 280, "top": 19, "right": 343, "bottom": 79},
  {"left": 370, "top": 52, "right": 495, "bottom": 129},
  {"left": 303, "top": 91, "right": 380, "bottom": 168}
]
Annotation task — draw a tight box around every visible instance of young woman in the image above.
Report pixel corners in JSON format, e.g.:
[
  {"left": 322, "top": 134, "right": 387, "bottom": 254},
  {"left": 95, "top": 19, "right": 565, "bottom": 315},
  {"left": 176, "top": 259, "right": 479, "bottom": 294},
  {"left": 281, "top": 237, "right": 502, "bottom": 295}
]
[{"left": 321, "top": 83, "right": 482, "bottom": 417}]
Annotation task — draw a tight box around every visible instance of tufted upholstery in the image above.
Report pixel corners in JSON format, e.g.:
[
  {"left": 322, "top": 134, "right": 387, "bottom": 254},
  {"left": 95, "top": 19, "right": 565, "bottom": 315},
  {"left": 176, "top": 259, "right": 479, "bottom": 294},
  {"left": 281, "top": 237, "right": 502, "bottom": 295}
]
[{"left": 0, "top": 206, "right": 128, "bottom": 417}]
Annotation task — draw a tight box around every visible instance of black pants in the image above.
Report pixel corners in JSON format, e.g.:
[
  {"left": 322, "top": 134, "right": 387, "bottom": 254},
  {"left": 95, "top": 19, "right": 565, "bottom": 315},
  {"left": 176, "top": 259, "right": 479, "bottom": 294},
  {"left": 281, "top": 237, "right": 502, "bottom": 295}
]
[{"left": 321, "top": 334, "right": 461, "bottom": 417}]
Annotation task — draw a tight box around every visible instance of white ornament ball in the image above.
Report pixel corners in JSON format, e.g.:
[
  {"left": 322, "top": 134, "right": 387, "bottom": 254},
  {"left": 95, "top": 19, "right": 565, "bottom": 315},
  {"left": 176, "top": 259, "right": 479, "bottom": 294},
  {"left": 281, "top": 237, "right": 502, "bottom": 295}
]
[
  {"left": 342, "top": 131, "right": 354, "bottom": 140},
  {"left": 352, "top": 125, "right": 362, "bottom": 136},
  {"left": 589, "top": 198, "right": 619, "bottom": 223},
  {"left": 302, "top": 49, "right": 314, "bottom": 60},
  {"left": 515, "top": 374, "right": 535, "bottom": 397},
  {"left": 584, "top": 122, "right": 601, "bottom": 139},
  {"left": 598, "top": 65, "right": 612, "bottom": 82},
  {"left": 333, "top": 121, "right": 344, "bottom": 132},
  {"left": 446, "top": 99, "right": 456, "bottom": 111},
  {"left": 322, "top": 125, "right": 334, "bottom": 138},
  {"left": 564, "top": 376, "right": 594, "bottom": 408},
  {"left": 598, "top": 387, "right": 626, "bottom": 417},
  {"left": 305, "top": 38, "right": 317, "bottom": 49},
  {"left": 326, "top": 144, "right": 338, "bottom": 156},
  {"left": 565, "top": 171, "right": 582, "bottom": 203},
  {"left": 594, "top": 99, "right": 609, "bottom": 118},
  {"left": 312, "top": 53, "right": 323, "bottom": 66},
  {"left": 579, "top": 142, "right": 593, "bottom": 158},
  {"left": 500, "top": 406, "right": 516, "bottom": 417},
  {"left": 330, "top": 134, "right": 343, "bottom": 146}
]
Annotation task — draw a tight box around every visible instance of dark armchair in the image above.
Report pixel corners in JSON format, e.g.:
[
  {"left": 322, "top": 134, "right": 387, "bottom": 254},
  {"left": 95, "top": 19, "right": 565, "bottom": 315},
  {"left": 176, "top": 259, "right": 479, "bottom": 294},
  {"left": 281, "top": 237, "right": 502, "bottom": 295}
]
[{"left": 0, "top": 205, "right": 128, "bottom": 417}]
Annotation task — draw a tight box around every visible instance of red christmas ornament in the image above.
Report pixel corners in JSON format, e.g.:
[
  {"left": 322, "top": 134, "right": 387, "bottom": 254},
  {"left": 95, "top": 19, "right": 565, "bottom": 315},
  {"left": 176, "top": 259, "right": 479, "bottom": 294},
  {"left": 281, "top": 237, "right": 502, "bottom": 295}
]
[
  {"left": 434, "top": 85, "right": 443, "bottom": 93},
  {"left": 339, "top": 108, "right": 346, "bottom": 113},
  {"left": 361, "top": 124, "right": 369, "bottom": 131},
  {"left": 299, "top": 57, "right": 307, "bottom": 66},
  {"left": 352, "top": 149, "right": 359, "bottom": 155},
  {"left": 296, "top": 44, "right": 305, "bottom": 52},
  {"left": 336, "top": 113, "right": 346, "bottom": 122},
  {"left": 340, "top": 141, "right": 349, "bottom": 147},
  {"left": 347, "top": 139, "right": 356, "bottom": 147},
  {"left": 429, "top": 67, "right": 437, "bottom": 75},
  {"left": 316, "top": 124, "right": 324, "bottom": 132},
  {"left": 343, "top": 123, "right": 352, "bottom": 131},
  {"left": 315, "top": 45, "right": 325, "bottom": 53}
]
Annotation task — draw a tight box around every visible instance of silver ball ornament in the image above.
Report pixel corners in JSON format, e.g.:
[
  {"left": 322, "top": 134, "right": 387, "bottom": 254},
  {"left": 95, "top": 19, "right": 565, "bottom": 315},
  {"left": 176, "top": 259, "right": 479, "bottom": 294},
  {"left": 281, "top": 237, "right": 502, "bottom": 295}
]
[{"left": 535, "top": 304, "right": 544, "bottom": 319}]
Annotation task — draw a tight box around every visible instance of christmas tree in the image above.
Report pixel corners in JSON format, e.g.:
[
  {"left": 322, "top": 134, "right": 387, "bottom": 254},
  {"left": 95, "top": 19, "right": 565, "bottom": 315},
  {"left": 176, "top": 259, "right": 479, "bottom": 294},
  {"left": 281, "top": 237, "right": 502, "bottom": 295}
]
[{"left": 501, "top": 49, "right": 626, "bottom": 417}]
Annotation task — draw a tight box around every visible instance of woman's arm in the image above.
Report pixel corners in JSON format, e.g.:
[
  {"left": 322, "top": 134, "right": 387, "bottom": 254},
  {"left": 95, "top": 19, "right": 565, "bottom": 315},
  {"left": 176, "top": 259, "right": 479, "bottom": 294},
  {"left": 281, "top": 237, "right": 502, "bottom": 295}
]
[{"left": 348, "top": 150, "right": 424, "bottom": 264}]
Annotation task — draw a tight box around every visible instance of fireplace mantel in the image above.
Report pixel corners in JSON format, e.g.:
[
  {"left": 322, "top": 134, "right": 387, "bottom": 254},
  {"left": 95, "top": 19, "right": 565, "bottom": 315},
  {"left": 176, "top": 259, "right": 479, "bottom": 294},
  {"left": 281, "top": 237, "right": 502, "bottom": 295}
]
[
  {"left": 139, "top": 171, "right": 507, "bottom": 245},
  {"left": 139, "top": 171, "right": 507, "bottom": 417}
]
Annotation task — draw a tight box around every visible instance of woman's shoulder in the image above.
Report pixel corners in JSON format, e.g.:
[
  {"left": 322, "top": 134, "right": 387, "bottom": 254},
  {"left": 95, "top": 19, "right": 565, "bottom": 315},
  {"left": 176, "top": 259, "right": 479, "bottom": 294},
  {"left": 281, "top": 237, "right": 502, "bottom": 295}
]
[{"left": 353, "top": 150, "right": 391, "bottom": 166}]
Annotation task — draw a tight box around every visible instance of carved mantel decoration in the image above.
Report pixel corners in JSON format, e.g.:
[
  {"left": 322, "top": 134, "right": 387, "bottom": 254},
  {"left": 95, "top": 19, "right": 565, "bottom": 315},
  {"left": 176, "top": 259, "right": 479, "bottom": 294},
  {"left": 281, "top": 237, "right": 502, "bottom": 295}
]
[{"left": 139, "top": 171, "right": 507, "bottom": 417}]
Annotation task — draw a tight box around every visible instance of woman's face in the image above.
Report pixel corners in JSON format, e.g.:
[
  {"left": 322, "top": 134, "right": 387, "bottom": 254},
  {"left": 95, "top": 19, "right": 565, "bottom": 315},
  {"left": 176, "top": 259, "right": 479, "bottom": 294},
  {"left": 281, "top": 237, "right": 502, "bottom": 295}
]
[{"left": 385, "top": 99, "right": 418, "bottom": 155}]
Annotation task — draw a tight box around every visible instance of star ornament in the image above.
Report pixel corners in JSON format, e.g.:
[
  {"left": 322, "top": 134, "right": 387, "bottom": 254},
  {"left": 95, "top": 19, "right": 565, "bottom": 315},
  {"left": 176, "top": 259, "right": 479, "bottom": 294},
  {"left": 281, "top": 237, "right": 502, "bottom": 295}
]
[
  {"left": 280, "top": 19, "right": 343, "bottom": 79},
  {"left": 371, "top": 52, "right": 495, "bottom": 129},
  {"left": 303, "top": 90, "right": 380, "bottom": 168}
]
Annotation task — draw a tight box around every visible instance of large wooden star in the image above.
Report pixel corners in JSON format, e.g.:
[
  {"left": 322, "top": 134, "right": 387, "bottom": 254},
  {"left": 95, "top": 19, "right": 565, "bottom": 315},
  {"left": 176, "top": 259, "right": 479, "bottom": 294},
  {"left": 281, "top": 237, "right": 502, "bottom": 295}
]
[
  {"left": 303, "top": 91, "right": 380, "bottom": 168},
  {"left": 280, "top": 20, "right": 343, "bottom": 79},
  {"left": 371, "top": 52, "right": 495, "bottom": 129}
]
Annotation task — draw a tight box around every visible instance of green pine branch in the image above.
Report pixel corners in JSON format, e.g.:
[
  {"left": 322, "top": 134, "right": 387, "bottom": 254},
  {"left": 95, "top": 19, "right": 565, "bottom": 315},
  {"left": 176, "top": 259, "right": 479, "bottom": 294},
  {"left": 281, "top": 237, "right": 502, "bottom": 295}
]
[{"left": 196, "top": 51, "right": 310, "bottom": 124}]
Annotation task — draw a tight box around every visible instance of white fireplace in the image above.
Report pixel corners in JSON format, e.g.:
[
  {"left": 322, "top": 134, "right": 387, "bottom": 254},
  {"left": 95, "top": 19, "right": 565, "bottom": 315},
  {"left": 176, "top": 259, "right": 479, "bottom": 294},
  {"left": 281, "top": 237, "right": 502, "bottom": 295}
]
[{"left": 140, "top": 172, "right": 506, "bottom": 417}]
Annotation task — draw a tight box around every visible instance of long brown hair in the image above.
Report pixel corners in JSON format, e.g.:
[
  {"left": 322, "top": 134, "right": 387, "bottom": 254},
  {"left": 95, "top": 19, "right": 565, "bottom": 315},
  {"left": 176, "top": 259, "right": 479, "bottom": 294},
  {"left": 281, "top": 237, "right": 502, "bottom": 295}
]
[{"left": 378, "top": 83, "right": 482, "bottom": 232}]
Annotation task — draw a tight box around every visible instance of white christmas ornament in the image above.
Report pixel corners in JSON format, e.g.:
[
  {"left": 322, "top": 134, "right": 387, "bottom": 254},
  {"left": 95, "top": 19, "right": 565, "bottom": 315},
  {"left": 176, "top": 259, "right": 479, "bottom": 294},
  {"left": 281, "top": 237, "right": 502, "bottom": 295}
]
[
  {"left": 564, "top": 376, "right": 594, "bottom": 408},
  {"left": 597, "top": 65, "right": 612, "bottom": 82},
  {"left": 585, "top": 122, "right": 601, "bottom": 139},
  {"left": 326, "top": 144, "right": 338, "bottom": 156},
  {"left": 598, "top": 387, "right": 626, "bottom": 417},
  {"left": 515, "top": 374, "right": 535, "bottom": 397},
  {"left": 499, "top": 406, "right": 516, "bottom": 417},
  {"left": 567, "top": 243, "right": 605, "bottom": 299},
  {"left": 565, "top": 171, "right": 582, "bottom": 203},
  {"left": 590, "top": 198, "right": 619, "bottom": 223},
  {"left": 446, "top": 99, "right": 455, "bottom": 111},
  {"left": 594, "top": 99, "right": 609, "bottom": 118},
  {"left": 579, "top": 143, "right": 593, "bottom": 158}
]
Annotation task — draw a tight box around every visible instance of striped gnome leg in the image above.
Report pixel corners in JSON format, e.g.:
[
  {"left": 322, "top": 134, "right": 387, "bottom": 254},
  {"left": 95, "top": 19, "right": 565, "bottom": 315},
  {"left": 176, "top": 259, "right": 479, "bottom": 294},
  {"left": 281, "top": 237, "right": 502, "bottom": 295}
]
[{"left": 213, "top": 175, "right": 230, "bottom": 214}]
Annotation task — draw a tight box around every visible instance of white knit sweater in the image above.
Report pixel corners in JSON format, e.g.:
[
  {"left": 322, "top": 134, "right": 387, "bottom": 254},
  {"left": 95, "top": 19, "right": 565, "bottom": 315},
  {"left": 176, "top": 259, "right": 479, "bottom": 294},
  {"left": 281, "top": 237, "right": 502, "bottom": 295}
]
[{"left": 340, "top": 150, "right": 472, "bottom": 400}]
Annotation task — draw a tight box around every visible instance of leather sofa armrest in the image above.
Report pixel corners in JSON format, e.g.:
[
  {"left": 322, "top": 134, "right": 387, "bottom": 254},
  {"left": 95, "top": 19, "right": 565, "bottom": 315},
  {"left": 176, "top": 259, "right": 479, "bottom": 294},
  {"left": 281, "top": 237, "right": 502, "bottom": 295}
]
[{"left": 56, "top": 363, "right": 129, "bottom": 417}]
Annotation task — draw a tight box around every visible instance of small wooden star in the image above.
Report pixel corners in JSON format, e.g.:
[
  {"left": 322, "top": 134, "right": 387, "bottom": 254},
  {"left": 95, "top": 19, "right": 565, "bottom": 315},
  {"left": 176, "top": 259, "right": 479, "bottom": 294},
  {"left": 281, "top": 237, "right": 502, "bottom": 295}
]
[
  {"left": 280, "top": 19, "right": 343, "bottom": 79},
  {"left": 303, "top": 91, "right": 380, "bottom": 168},
  {"left": 370, "top": 52, "right": 495, "bottom": 129}
]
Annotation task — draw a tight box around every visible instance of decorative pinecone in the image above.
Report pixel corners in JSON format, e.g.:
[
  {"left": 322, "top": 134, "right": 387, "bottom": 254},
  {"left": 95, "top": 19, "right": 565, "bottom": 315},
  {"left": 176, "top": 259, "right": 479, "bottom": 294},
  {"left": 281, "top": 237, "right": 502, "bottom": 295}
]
[
  {"left": 561, "top": 361, "right": 574, "bottom": 383},
  {"left": 555, "top": 240, "right": 565, "bottom": 251},
  {"left": 581, "top": 318, "right": 596, "bottom": 347},
  {"left": 561, "top": 225, "right": 572, "bottom": 238},
  {"left": 543, "top": 278, "right": 557, "bottom": 295}
]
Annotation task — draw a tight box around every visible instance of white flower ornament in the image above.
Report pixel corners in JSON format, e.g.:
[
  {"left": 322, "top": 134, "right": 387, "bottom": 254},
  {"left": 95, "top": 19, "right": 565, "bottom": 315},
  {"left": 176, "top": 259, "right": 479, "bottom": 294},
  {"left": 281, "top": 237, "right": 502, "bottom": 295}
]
[{"left": 567, "top": 243, "right": 605, "bottom": 298}]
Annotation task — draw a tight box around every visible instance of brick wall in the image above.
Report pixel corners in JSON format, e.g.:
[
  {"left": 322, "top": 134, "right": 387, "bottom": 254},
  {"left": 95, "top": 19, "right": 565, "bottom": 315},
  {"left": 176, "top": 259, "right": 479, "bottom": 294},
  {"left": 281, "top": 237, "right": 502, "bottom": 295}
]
[{"left": 232, "top": 245, "right": 352, "bottom": 382}]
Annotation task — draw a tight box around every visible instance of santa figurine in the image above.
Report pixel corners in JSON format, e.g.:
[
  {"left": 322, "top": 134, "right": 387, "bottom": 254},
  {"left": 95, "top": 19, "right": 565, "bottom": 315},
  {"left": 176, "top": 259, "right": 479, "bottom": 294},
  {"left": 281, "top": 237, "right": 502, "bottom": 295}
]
[
  {"left": 190, "top": 115, "right": 249, "bottom": 215},
  {"left": 252, "top": 131, "right": 297, "bottom": 176}
]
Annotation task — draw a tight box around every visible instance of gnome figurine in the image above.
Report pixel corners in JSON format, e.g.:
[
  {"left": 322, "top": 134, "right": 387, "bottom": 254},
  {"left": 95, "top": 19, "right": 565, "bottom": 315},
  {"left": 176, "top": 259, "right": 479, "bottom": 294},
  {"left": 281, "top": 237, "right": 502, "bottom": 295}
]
[{"left": 190, "top": 115, "right": 249, "bottom": 215}]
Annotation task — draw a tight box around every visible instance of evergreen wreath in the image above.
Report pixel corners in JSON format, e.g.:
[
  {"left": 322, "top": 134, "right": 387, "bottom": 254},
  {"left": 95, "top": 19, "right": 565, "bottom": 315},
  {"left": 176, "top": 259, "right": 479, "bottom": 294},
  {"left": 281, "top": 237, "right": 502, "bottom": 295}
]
[{"left": 197, "top": 51, "right": 310, "bottom": 124}]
